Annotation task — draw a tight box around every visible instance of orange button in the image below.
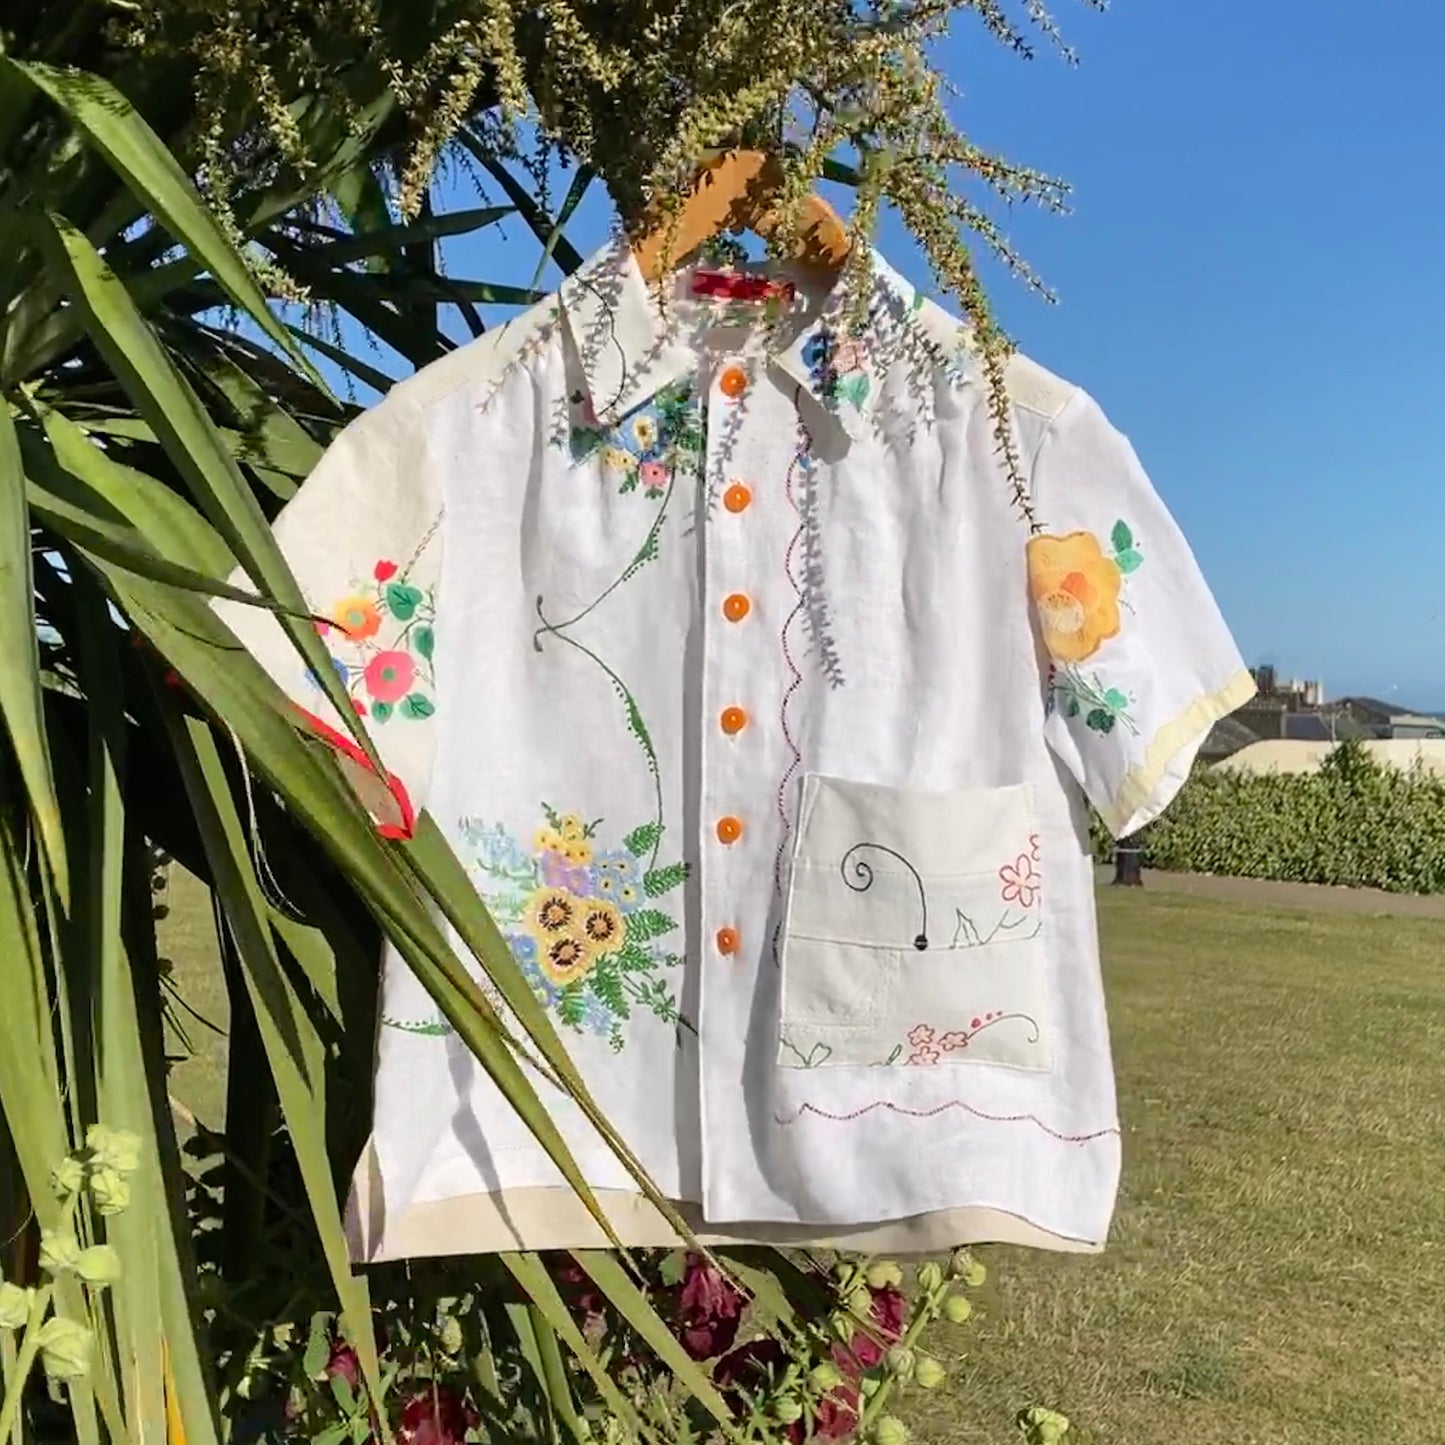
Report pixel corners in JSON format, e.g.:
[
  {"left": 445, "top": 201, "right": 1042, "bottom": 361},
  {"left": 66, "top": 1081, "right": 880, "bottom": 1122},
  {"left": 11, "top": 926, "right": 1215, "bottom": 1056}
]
[
  {"left": 716, "top": 815, "right": 743, "bottom": 845},
  {"left": 720, "top": 706, "right": 748, "bottom": 735},
  {"left": 722, "top": 593, "right": 751, "bottom": 623},
  {"left": 719, "top": 365, "right": 749, "bottom": 399},
  {"left": 716, "top": 927, "right": 740, "bottom": 956},
  {"left": 724, "top": 483, "right": 752, "bottom": 513}
]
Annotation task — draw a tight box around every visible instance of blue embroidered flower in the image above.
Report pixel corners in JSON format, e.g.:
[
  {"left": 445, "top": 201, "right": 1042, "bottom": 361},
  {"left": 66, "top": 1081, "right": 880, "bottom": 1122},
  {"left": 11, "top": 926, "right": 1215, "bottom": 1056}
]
[
  {"left": 801, "top": 331, "right": 831, "bottom": 372},
  {"left": 620, "top": 404, "right": 663, "bottom": 460},
  {"left": 305, "top": 654, "right": 351, "bottom": 690}
]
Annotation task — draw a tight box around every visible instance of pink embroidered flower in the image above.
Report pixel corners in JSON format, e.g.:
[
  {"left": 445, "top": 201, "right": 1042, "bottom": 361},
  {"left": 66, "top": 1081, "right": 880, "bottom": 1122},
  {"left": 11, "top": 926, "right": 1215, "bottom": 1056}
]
[
  {"left": 938, "top": 1030, "right": 969, "bottom": 1051},
  {"left": 639, "top": 460, "right": 670, "bottom": 493},
  {"left": 907, "top": 1043, "right": 941, "bottom": 1066},
  {"left": 906, "top": 1023, "right": 935, "bottom": 1048},
  {"left": 999, "top": 853, "right": 1040, "bottom": 908},
  {"left": 364, "top": 650, "right": 415, "bottom": 704}
]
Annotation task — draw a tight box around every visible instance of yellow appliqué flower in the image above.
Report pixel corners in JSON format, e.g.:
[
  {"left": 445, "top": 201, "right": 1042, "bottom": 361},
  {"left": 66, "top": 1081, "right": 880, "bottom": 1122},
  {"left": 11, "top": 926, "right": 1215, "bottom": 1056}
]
[
  {"left": 601, "top": 445, "right": 632, "bottom": 474},
  {"left": 629, "top": 414, "right": 658, "bottom": 451},
  {"left": 1026, "top": 531, "right": 1123, "bottom": 664},
  {"left": 579, "top": 899, "right": 624, "bottom": 953},
  {"left": 540, "top": 933, "right": 595, "bottom": 985},
  {"left": 524, "top": 887, "right": 579, "bottom": 942}
]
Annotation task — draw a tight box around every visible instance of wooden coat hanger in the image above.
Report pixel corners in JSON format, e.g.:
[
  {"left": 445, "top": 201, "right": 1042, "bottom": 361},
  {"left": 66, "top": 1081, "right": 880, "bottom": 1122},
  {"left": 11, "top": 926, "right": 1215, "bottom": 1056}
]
[{"left": 630, "top": 150, "right": 852, "bottom": 281}]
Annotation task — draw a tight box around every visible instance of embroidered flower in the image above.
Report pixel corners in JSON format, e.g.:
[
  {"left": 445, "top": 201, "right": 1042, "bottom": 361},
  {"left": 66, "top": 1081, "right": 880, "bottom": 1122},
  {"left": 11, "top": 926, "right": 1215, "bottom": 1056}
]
[
  {"left": 999, "top": 853, "right": 1040, "bottom": 908},
  {"left": 617, "top": 882, "right": 642, "bottom": 912},
  {"left": 558, "top": 812, "right": 587, "bottom": 841},
  {"left": 579, "top": 899, "right": 625, "bottom": 953},
  {"left": 332, "top": 595, "right": 381, "bottom": 641},
  {"left": 626, "top": 410, "right": 659, "bottom": 455},
  {"left": 938, "top": 1030, "right": 969, "bottom": 1050},
  {"left": 535, "top": 825, "right": 565, "bottom": 853},
  {"left": 908, "top": 1042, "right": 941, "bottom": 1066},
  {"left": 600, "top": 445, "right": 632, "bottom": 474},
  {"left": 373, "top": 559, "right": 398, "bottom": 582},
  {"left": 1026, "top": 531, "right": 1123, "bottom": 664},
  {"left": 540, "top": 850, "right": 592, "bottom": 894},
  {"left": 639, "top": 460, "right": 669, "bottom": 493},
  {"left": 831, "top": 337, "right": 865, "bottom": 375},
  {"left": 540, "top": 933, "right": 595, "bottom": 985},
  {"left": 560, "top": 837, "right": 594, "bottom": 866},
  {"left": 524, "top": 887, "right": 579, "bottom": 942},
  {"left": 364, "top": 650, "right": 415, "bottom": 704},
  {"left": 801, "top": 332, "right": 831, "bottom": 371},
  {"left": 906, "top": 1023, "right": 935, "bottom": 1048}
]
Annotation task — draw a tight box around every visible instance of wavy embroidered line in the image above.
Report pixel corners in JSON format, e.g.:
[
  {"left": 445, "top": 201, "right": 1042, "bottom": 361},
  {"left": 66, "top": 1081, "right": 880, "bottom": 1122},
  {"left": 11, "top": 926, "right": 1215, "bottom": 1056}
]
[{"left": 773, "top": 1099, "right": 1119, "bottom": 1145}]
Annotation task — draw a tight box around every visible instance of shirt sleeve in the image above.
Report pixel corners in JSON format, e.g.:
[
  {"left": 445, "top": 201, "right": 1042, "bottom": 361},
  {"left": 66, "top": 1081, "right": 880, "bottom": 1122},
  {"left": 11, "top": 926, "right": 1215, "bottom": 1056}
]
[
  {"left": 1027, "top": 388, "right": 1255, "bottom": 838},
  {"left": 212, "top": 392, "right": 442, "bottom": 839}
]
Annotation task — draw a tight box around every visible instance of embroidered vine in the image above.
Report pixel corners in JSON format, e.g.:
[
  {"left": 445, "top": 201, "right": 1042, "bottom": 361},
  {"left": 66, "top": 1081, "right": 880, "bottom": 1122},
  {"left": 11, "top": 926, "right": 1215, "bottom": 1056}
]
[
  {"left": 312, "top": 557, "right": 437, "bottom": 722},
  {"left": 904, "top": 1014, "right": 1040, "bottom": 1065}
]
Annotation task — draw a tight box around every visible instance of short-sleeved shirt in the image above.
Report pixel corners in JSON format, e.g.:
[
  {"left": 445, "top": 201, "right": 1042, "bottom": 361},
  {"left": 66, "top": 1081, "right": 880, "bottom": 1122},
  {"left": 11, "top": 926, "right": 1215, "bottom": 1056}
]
[{"left": 217, "top": 238, "right": 1254, "bottom": 1260}]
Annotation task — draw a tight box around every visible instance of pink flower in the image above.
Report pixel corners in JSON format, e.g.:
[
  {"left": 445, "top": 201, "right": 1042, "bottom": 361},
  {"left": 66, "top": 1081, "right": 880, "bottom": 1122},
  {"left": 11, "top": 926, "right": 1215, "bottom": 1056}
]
[
  {"left": 907, "top": 1043, "right": 940, "bottom": 1066},
  {"left": 364, "top": 650, "right": 416, "bottom": 704},
  {"left": 326, "top": 1340, "right": 360, "bottom": 1389},
  {"left": 999, "top": 853, "right": 1040, "bottom": 908},
  {"left": 675, "top": 1253, "right": 745, "bottom": 1360},
  {"left": 540, "top": 851, "right": 591, "bottom": 894},
  {"left": 906, "top": 1023, "right": 935, "bottom": 1048},
  {"left": 938, "top": 1030, "right": 969, "bottom": 1051},
  {"left": 831, "top": 338, "right": 866, "bottom": 375},
  {"left": 397, "top": 1386, "right": 476, "bottom": 1445},
  {"left": 639, "top": 460, "right": 670, "bottom": 493}
]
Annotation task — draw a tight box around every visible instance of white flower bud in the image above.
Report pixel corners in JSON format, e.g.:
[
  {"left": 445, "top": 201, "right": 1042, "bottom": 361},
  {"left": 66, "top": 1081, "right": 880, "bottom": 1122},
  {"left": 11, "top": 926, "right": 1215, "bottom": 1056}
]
[{"left": 38, "top": 1317, "right": 93, "bottom": 1381}]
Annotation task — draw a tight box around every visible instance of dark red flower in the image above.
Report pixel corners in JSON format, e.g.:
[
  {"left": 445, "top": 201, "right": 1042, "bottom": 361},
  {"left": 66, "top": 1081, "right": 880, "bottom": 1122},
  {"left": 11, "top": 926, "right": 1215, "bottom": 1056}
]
[
  {"left": 832, "top": 1285, "right": 906, "bottom": 1376},
  {"left": 397, "top": 1386, "right": 475, "bottom": 1445},
  {"left": 674, "top": 1254, "right": 745, "bottom": 1360},
  {"left": 374, "top": 560, "right": 398, "bottom": 582},
  {"left": 812, "top": 1381, "right": 861, "bottom": 1440},
  {"left": 547, "top": 1255, "right": 606, "bottom": 1324},
  {"left": 326, "top": 1340, "right": 361, "bottom": 1390},
  {"left": 869, "top": 1285, "right": 906, "bottom": 1342}
]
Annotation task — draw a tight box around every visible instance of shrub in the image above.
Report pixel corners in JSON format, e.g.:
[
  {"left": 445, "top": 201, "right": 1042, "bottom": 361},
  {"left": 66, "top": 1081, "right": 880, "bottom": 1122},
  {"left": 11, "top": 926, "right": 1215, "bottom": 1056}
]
[{"left": 1096, "top": 741, "right": 1445, "bottom": 894}]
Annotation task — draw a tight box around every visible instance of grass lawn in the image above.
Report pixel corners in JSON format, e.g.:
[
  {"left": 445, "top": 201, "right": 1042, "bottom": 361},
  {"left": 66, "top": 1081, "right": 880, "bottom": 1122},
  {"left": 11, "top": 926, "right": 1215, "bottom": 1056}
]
[
  {"left": 915, "top": 887, "right": 1445, "bottom": 1445},
  {"left": 163, "top": 877, "right": 1445, "bottom": 1443}
]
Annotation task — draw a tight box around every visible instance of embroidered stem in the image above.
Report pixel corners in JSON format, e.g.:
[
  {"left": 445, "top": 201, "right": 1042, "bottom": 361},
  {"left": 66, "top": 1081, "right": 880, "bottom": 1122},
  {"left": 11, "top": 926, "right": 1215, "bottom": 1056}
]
[{"left": 839, "top": 842, "right": 930, "bottom": 950}]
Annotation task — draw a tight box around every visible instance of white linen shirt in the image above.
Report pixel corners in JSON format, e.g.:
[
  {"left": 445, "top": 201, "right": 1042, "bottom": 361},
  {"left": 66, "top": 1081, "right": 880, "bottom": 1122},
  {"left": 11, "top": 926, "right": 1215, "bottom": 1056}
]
[{"left": 218, "top": 238, "right": 1254, "bottom": 1260}]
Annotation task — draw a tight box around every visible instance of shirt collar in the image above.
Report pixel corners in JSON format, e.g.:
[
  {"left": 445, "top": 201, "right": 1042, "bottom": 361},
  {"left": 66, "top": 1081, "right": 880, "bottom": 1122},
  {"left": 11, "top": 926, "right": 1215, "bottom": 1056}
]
[{"left": 559, "top": 236, "right": 971, "bottom": 444}]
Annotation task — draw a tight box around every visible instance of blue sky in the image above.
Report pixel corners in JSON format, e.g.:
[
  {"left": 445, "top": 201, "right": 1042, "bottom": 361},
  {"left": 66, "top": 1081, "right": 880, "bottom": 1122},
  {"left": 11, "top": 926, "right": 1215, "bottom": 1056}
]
[{"left": 416, "top": 1, "right": 1445, "bottom": 706}]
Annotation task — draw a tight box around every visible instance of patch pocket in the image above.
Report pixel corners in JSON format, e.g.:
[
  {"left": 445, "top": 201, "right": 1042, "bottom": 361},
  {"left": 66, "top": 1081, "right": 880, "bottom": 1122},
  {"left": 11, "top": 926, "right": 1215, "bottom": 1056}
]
[{"left": 777, "top": 774, "right": 1050, "bottom": 1072}]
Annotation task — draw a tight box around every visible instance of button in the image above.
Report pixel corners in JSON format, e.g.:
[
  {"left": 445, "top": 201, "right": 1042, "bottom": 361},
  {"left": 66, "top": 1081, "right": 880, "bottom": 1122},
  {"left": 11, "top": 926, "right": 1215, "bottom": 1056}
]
[
  {"left": 722, "top": 593, "right": 751, "bottom": 622},
  {"left": 716, "top": 815, "right": 743, "bottom": 845},
  {"left": 716, "top": 927, "right": 740, "bottom": 956},
  {"left": 724, "top": 483, "right": 752, "bottom": 513},
  {"left": 719, "top": 365, "right": 749, "bottom": 399},
  {"left": 720, "top": 706, "right": 748, "bottom": 735}
]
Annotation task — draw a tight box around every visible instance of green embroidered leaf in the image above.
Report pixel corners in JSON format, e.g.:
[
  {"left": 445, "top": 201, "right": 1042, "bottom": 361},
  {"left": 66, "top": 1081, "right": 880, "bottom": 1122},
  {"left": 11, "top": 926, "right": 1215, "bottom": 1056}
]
[
  {"left": 401, "top": 692, "right": 435, "bottom": 719},
  {"left": 570, "top": 426, "right": 604, "bottom": 459},
  {"left": 369, "top": 701, "right": 393, "bottom": 723},
  {"left": 614, "top": 942, "right": 654, "bottom": 973},
  {"left": 590, "top": 969, "right": 628, "bottom": 1018},
  {"left": 619, "top": 471, "right": 638, "bottom": 494},
  {"left": 1065, "top": 697, "right": 1081, "bottom": 718},
  {"left": 1085, "top": 708, "right": 1117, "bottom": 734},
  {"left": 1104, "top": 688, "right": 1129, "bottom": 712},
  {"left": 384, "top": 582, "right": 424, "bottom": 620},
  {"left": 414, "top": 623, "right": 435, "bottom": 661},
  {"left": 558, "top": 987, "right": 587, "bottom": 1027},
  {"left": 1110, "top": 519, "right": 1133, "bottom": 553},
  {"left": 643, "top": 862, "right": 689, "bottom": 897},
  {"left": 833, "top": 372, "right": 870, "bottom": 408},
  {"left": 625, "top": 908, "right": 677, "bottom": 943},
  {"left": 624, "top": 821, "right": 662, "bottom": 857},
  {"left": 1115, "top": 547, "right": 1144, "bottom": 574}
]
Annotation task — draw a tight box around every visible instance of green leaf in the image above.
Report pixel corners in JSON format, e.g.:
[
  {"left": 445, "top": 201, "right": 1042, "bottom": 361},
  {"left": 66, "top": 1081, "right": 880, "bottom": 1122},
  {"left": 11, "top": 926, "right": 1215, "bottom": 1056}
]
[
  {"left": 643, "top": 862, "right": 689, "bottom": 897},
  {"left": 624, "top": 822, "right": 662, "bottom": 857},
  {"left": 303, "top": 1315, "right": 330, "bottom": 1379},
  {"left": 625, "top": 909, "right": 677, "bottom": 944},
  {"left": 1110, "top": 519, "right": 1134, "bottom": 553},
  {"left": 400, "top": 692, "right": 435, "bottom": 720},
  {"left": 6, "top": 57, "right": 326, "bottom": 392},
  {"left": 384, "top": 582, "right": 424, "bottom": 620},
  {"left": 1104, "top": 688, "right": 1129, "bottom": 711},
  {"left": 414, "top": 624, "right": 435, "bottom": 661},
  {"left": 0, "top": 405, "right": 68, "bottom": 905},
  {"left": 1085, "top": 708, "right": 1117, "bottom": 734},
  {"left": 614, "top": 943, "right": 654, "bottom": 974},
  {"left": 1116, "top": 547, "right": 1144, "bottom": 574},
  {"left": 369, "top": 701, "right": 393, "bottom": 723}
]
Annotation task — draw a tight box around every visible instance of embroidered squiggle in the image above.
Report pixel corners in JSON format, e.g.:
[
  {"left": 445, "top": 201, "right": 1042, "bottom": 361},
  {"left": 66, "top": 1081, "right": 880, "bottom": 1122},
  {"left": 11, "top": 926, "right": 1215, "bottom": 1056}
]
[
  {"left": 773, "top": 1099, "right": 1119, "bottom": 1146},
  {"left": 771, "top": 397, "right": 810, "bottom": 923},
  {"left": 840, "top": 842, "right": 930, "bottom": 950}
]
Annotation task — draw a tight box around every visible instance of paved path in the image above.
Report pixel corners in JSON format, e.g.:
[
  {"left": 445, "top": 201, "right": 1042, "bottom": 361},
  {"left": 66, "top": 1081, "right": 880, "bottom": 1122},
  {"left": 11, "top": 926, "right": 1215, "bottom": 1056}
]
[{"left": 1096, "top": 867, "right": 1445, "bottom": 920}]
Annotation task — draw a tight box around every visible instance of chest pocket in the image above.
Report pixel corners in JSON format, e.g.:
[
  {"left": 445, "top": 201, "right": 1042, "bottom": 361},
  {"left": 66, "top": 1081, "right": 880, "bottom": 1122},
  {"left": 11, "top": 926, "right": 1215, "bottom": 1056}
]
[{"left": 777, "top": 773, "right": 1051, "bottom": 1072}]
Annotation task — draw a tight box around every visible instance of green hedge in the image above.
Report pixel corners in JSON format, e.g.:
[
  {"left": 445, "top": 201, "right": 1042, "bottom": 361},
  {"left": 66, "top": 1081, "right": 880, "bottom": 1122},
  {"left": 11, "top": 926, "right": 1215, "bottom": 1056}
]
[{"left": 1092, "top": 740, "right": 1445, "bottom": 894}]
